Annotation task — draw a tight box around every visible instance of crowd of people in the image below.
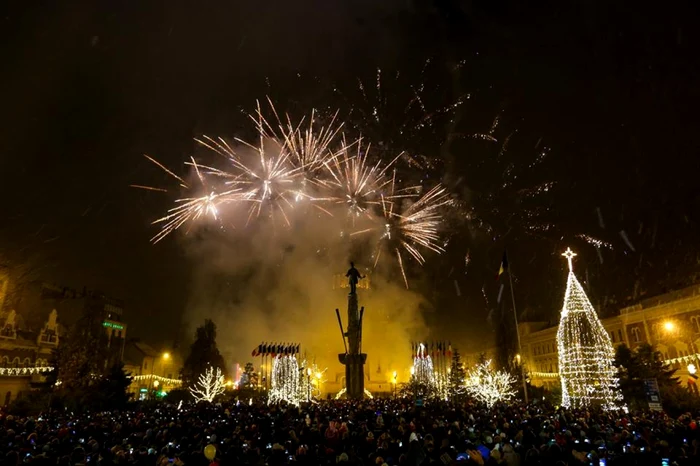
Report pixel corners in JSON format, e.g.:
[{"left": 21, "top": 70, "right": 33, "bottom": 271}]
[{"left": 1, "top": 399, "right": 698, "bottom": 465}]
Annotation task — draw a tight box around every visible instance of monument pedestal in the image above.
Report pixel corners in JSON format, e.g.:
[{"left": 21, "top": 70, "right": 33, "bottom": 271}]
[{"left": 338, "top": 292, "right": 366, "bottom": 400}]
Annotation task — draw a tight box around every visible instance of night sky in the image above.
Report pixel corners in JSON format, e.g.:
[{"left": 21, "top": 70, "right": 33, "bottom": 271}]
[{"left": 1, "top": 1, "right": 699, "bottom": 355}]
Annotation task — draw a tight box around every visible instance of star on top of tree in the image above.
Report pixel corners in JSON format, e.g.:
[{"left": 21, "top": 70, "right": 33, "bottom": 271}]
[{"left": 562, "top": 247, "right": 577, "bottom": 271}]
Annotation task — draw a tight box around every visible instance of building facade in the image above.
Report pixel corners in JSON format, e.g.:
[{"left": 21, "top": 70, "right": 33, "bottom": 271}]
[
  {"left": 0, "top": 309, "right": 59, "bottom": 404},
  {"left": 521, "top": 284, "right": 700, "bottom": 390},
  {"left": 0, "top": 278, "right": 130, "bottom": 404},
  {"left": 123, "top": 341, "right": 182, "bottom": 400}
]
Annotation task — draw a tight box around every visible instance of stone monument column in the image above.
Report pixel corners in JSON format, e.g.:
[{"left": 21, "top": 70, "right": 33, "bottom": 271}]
[{"left": 338, "top": 290, "right": 367, "bottom": 399}]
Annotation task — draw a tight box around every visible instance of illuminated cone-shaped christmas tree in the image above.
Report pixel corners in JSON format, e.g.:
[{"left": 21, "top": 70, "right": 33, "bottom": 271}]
[{"left": 557, "top": 248, "right": 623, "bottom": 410}]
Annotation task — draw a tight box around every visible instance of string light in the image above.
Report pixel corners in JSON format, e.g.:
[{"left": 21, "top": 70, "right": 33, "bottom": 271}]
[
  {"left": 557, "top": 248, "right": 623, "bottom": 410},
  {"left": 0, "top": 367, "right": 54, "bottom": 377},
  {"left": 465, "top": 359, "right": 516, "bottom": 408},
  {"left": 268, "top": 355, "right": 300, "bottom": 405},
  {"left": 131, "top": 374, "right": 183, "bottom": 385},
  {"left": 189, "top": 367, "right": 225, "bottom": 402}
]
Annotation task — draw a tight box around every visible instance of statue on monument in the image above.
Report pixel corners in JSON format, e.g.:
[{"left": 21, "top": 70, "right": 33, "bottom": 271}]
[{"left": 345, "top": 262, "right": 365, "bottom": 295}]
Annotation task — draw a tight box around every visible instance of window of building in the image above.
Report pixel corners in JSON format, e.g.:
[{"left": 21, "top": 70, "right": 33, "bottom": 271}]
[
  {"left": 631, "top": 327, "right": 641, "bottom": 343},
  {"left": 691, "top": 316, "right": 700, "bottom": 333},
  {"left": 618, "top": 329, "right": 623, "bottom": 342}
]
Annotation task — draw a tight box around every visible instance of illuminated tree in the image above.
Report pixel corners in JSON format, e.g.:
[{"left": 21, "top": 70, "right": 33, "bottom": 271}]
[
  {"left": 465, "top": 359, "right": 517, "bottom": 408},
  {"left": 268, "top": 355, "right": 300, "bottom": 405},
  {"left": 448, "top": 349, "right": 467, "bottom": 400},
  {"left": 189, "top": 366, "right": 225, "bottom": 402},
  {"left": 557, "top": 248, "right": 623, "bottom": 410},
  {"left": 411, "top": 343, "right": 436, "bottom": 395}
]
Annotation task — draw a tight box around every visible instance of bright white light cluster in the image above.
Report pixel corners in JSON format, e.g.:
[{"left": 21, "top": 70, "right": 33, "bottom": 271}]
[
  {"left": 412, "top": 343, "right": 436, "bottom": 390},
  {"left": 268, "top": 355, "right": 300, "bottom": 406},
  {"left": 557, "top": 248, "right": 623, "bottom": 410},
  {"left": 334, "top": 387, "right": 373, "bottom": 400},
  {"left": 189, "top": 366, "right": 226, "bottom": 402},
  {"left": 465, "top": 359, "right": 516, "bottom": 408}
]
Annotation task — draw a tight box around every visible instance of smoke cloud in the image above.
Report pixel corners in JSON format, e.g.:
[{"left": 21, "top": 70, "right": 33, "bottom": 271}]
[{"left": 179, "top": 142, "right": 430, "bottom": 385}]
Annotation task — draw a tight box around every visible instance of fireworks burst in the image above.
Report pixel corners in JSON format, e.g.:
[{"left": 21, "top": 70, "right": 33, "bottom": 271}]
[
  {"left": 333, "top": 59, "right": 467, "bottom": 180},
  {"left": 196, "top": 123, "right": 300, "bottom": 226},
  {"left": 136, "top": 98, "right": 454, "bottom": 286},
  {"left": 323, "top": 138, "right": 409, "bottom": 221},
  {"left": 355, "top": 180, "right": 451, "bottom": 288},
  {"left": 458, "top": 114, "right": 556, "bottom": 240}
]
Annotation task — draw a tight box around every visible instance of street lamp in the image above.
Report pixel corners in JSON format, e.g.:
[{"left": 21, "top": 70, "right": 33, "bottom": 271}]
[
  {"left": 314, "top": 372, "right": 322, "bottom": 396},
  {"left": 162, "top": 352, "right": 171, "bottom": 360},
  {"left": 306, "top": 368, "right": 312, "bottom": 401},
  {"left": 662, "top": 320, "right": 698, "bottom": 361},
  {"left": 392, "top": 371, "right": 397, "bottom": 399},
  {"left": 688, "top": 363, "right": 697, "bottom": 375}
]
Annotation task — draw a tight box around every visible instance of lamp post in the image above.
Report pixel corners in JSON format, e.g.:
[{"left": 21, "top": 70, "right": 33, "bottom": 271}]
[
  {"left": 306, "top": 368, "right": 312, "bottom": 402},
  {"left": 392, "top": 371, "right": 397, "bottom": 399},
  {"left": 153, "top": 379, "right": 160, "bottom": 400},
  {"left": 161, "top": 352, "right": 171, "bottom": 382},
  {"left": 315, "top": 372, "right": 322, "bottom": 397}
]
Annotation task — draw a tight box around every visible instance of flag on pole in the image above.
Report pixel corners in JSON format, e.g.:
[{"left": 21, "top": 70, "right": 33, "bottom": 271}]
[{"left": 497, "top": 251, "right": 508, "bottom": 279}]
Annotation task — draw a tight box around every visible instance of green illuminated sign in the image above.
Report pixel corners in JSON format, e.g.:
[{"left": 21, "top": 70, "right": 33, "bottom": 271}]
[
  {"left": 103, "top": 321, "right": 124, "bottom": 330},
  {"left": 139, "top": 388, "right": 148, "bottom": 393}
]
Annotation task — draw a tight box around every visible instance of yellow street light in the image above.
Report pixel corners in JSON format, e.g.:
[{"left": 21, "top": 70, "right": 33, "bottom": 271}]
[
  {"left": 315, "top": 372, "right": 322, "bottom": 380},
  {"left": 688, "top": 364, "right": 697, "bottom": 375},
  {"left": 153, "top": 380, "right": 160, "bottom": 388},
  {"left": 162, "top": 352, "right": 171, "bottom": 360},
  {"left": 663, "top": 321, "right": 676, "bottom": 332}
]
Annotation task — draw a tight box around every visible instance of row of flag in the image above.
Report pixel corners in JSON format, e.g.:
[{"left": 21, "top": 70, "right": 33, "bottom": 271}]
[
  {"left": 411, "top": 341, "right": 453, "bottom": 358},
  {"left": 251, "top": 343, "right": 300, "bottom": 357}
]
